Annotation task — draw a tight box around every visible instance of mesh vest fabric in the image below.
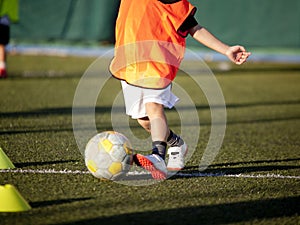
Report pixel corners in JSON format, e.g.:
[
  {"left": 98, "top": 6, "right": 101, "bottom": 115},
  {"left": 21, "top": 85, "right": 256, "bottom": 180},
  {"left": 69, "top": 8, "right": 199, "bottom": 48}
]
[{"left": 110, "top": 0, "right": 196, "bottom": 89}]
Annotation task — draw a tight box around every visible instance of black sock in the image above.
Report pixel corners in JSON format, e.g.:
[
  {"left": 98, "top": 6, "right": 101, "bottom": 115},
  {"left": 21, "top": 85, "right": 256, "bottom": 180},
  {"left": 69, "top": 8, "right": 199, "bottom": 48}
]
[
  {"left": 151, "top": 141, "right": 167, "bottom": 160},
  {"left": 167, "top": 130, "right": 183, "bottom": 147}
]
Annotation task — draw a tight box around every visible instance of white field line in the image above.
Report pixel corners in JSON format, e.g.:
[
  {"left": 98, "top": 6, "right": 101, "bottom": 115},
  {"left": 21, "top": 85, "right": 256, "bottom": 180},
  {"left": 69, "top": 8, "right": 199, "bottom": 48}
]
[
  {"left": 176, "top": 172, "right": 300, "bottom": 179},
  {"left": 0, "top": 168, "right": 90, "bottom": 174},
  {"left": 0, "top": 168, "right": 299, "bottom": 179}
]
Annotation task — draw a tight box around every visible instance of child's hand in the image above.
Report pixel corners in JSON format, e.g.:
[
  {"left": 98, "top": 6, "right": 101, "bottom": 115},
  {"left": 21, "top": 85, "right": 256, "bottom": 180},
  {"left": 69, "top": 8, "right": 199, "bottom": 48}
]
[{"left": 225, "top": 45, "right": 251, "bottom": 65}]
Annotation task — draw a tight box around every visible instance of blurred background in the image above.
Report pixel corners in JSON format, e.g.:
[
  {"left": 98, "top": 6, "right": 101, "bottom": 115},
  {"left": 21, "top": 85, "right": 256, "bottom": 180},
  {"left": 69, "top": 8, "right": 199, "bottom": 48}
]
[{"left": 8, "top": 0, "right": 300, "bottom": 61}]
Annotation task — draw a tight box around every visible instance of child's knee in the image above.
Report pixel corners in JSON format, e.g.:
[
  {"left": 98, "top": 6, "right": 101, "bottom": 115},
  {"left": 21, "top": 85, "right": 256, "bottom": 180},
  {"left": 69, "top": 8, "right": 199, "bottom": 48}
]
[{"left": 145, "top": 102, "right": 164, "bottom": 117}]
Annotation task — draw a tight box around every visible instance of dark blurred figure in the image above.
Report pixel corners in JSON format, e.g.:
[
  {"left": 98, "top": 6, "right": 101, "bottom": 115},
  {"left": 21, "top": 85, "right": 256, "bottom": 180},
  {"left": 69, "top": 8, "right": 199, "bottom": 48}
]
[{"left": 0, "top": 0, "right": 19, "bottom": 78}]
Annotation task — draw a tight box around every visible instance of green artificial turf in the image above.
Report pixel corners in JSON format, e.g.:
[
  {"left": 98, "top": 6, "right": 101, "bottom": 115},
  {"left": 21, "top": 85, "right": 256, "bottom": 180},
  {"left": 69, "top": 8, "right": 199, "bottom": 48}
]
[{"left": 0, "top": 54, "right": 299, "bottom": 225}]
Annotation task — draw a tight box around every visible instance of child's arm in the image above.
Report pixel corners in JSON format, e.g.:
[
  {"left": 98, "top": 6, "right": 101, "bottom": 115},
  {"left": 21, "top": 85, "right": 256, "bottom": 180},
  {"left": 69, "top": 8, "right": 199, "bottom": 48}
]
[{"left": 189, "top": 24, "right": 251, "bottom": 65}]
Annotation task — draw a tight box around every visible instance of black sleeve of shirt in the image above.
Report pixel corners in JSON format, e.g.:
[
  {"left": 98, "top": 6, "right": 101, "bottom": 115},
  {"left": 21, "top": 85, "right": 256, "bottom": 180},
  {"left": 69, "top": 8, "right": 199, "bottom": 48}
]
[
  {"left": 158, "top": 0, "right": 181, "bottom": 4},
  {"left": 178, "top": 15, "right": 198, "bottom": 37},
  {"left": 157, "top": 0, "right": 198, "bottom": 37}
]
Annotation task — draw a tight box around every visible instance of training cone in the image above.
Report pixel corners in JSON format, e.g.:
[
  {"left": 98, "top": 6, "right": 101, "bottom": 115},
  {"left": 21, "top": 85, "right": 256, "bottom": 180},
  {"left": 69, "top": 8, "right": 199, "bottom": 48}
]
[
  {"left": 0, "top": 147, "right": 15, "bottom": 169},
  {"left": 0, "top": 184, "right": 31, "bottom": 212}
]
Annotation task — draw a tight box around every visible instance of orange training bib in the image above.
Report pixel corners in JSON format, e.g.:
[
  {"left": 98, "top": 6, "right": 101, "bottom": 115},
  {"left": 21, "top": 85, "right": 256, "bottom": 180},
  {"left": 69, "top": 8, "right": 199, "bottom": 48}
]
[{"left": 110, "top": 0, "right": 196, "bottom": 89}]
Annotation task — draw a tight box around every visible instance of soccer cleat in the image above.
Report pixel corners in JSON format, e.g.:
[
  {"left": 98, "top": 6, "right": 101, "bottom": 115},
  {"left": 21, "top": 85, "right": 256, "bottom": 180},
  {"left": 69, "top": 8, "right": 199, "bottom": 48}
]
[
  {"left": 0, "top": 68, "right": 7, "bottom": 79},
  {"left": 167, "top": 142, "right": 188, "bottom": 171},
  {"left": 133, "top": 154, "right": 167, "bottom": 180}
]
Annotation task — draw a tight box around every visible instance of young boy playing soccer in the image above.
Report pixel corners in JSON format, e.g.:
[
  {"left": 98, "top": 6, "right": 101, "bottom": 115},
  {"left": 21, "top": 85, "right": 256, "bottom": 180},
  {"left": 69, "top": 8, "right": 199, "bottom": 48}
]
[{"left": 110, "top": 0, "right": 251, "bottom": 180}]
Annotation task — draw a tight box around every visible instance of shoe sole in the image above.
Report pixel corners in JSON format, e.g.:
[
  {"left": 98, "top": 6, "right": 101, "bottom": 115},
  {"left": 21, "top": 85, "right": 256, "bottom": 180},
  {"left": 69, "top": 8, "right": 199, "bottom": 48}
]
[
  {"left": 133, "top": 154, "right": 167, "bottom": 180},
  {"left": 167, "top": 146, "right": 188, "bottom": 171}
]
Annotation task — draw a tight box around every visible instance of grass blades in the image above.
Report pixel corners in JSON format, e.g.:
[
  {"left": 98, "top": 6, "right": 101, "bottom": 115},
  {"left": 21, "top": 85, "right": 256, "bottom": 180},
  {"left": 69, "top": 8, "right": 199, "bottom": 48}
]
[{"left": 0, "top": 55, "right": 299, "bottom": 225}]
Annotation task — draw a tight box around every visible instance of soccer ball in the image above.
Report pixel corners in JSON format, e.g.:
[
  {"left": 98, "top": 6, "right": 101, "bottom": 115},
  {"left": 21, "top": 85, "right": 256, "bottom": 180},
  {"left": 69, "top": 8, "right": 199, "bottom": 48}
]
[{"left": 84, "top": 131, "right": 133, "bottom": 180}]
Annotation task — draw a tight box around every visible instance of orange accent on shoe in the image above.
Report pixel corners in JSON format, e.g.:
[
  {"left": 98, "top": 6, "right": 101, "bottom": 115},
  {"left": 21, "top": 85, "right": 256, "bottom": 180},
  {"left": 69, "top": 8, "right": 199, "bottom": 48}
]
[
  {"left": 167, "top": 167, "right": 182, "bottom": 171},
  {"left": 133, "top": 154, "right": 167, "bottom": 180}
]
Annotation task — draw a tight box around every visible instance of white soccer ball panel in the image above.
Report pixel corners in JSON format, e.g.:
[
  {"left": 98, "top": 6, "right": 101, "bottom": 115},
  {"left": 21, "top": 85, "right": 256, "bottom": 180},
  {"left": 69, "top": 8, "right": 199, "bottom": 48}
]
[{"left": 84, "top": 131, "right": 133, "bottom": 180}]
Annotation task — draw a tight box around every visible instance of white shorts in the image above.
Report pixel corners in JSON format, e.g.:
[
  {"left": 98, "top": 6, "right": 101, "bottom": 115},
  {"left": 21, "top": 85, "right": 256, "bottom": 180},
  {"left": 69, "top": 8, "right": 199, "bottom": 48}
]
[{"left": 121, "top": 81, "right": 179, "bottom": 119}]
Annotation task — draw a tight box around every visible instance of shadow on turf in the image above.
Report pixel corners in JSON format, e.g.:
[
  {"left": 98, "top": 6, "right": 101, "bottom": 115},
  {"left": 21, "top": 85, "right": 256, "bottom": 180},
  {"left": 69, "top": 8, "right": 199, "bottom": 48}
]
[
  {"left": 1, "top": 97, "right": 299, "bottom": 118},
  {"left": 0, "top": 106, "right": 114, "bottom": 117},
  {"left": 1, "top": 99, "right": 299, "bottom": 135},
  {"left": 14, "top": 159, "right": 80, "bottom": 168},
  {"left": 30, "top": 197, "right": 92, "bottom": 208},
  {"left": 57, "top": 196, "right": 300, "bottom": 225},
  {"left": 212, "top": 64, "right": 300, "bottom": 74},
  {"left": 1, "top": 99, "right": 299, "bottom": 117},
  {"left": 181, "top": 157, "right": 300, "bottom": 177},
  {"left": 180, "top": 164, "right": 300, "bottom": 177},
  {"left": 210, "top": 157, "right": 300, "bottom": 167}
]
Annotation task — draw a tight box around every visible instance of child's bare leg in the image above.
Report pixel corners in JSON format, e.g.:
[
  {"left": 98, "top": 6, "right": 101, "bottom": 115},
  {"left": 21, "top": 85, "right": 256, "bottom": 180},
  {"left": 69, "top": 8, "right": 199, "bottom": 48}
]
[
  {"left": 0, "top": 45, "right": 7, "bottom": 78},
  {"left": 134, "top": 102, "right": 186, "bottom": 177},
  {"left": 137, "top": 104, "right": 183, "bottom": 153},
  {"left": 145, "top": 102, "right": 169, "bottom": 141},
  {"left": 0, "top": 45, "right": 6, "bottom": 62},
  {"left": 144, "top": 102, "right": 170, "bottom": 159}
]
